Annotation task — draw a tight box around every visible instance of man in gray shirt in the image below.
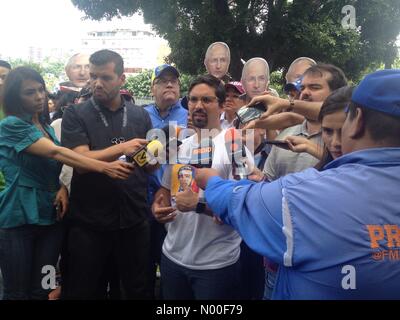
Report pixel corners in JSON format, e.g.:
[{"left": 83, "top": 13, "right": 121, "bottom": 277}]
[{"left": 264, "top": 63, "right": 348, "bottom": 181}]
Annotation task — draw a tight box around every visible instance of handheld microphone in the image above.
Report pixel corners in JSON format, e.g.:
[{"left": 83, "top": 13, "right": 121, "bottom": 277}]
[
  {"left": 130, "top": 140, "right": 164, "bottom": 167},
  {"left": 191, "top": 138, "right": 214, "bottom": 168},
  {"left": 161, "top": 124, "right": 184, "bottom": 164},
  {"left": 133, "top": 124, "right": 184, "bottom": 166},
  {"left": 189, "top": 137, "right": 214, "bottom": 214},
  {"left": 224, "top": 128, "right": 250, "bottom": 180}
]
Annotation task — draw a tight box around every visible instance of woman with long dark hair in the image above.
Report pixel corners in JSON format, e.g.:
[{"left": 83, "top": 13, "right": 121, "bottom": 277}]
[{"left": 0, "top": 67, "right": 137, "bottom": 300}]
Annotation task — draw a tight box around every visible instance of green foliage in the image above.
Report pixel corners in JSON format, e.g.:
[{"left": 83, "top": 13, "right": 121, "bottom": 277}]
[
  {"left": 8, "top": 57, "right": 66, "bottom": 92},
  {"left": 124, "top": 70, "right": 197, "bottom": 98},
  {"left": 179, "top": 73, "right": 196, "bottom": 97},
  {"left": 270, "top": 70, "right": 284, "bottom": 97},
  {"left": 124, "top": 70, "right": 152, "bottom": 97},
  {"left": 72, "top": 0, "right": 400, "bottom": 82},
  {"left": 392, "top": 57, "right": 400, "bottom": 69},
  {"left": 9, "top": 58, "right": 43, "bottom": 74}
]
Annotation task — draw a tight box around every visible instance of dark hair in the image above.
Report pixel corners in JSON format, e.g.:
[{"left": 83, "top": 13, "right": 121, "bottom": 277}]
[
  {"left": 318, "top": 86, "right": 353, "bottom": 122},
  {"left": 348, "top": 102, "right": 400, "bottom": 145},
  {"left": 2, "top": 67, "right": 49, "bottom": 124},
  {"left": 315, "top": 86, "right": 353, "bottom": 171},
  {"left": 51, "top": 90, "right": 80, "bottom": 121},
  {"left": 303, "top": 63, "right": 348, "bottom": 92},
  {"left": 188, "top": 74, "right": 226, "bottom": 106},
  {"left": 47, "top": 92, "right": 57, "bottom": 100},
  {"left": 78, "top": 86, "right": 92, "bottom": 100},
  {"left": 0, "top": 60, "right": 12, "bottom": 70},
  {"left": 89, "top": 49, "right": 124, "bottom": 76}
]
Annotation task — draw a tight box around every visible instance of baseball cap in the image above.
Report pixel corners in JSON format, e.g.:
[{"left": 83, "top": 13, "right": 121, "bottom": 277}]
[
  {"left": 225, "top": 81, "right": 245, "bottom": 95},
  {"left": 352, "top": 69, "right": 400, "bottom": 117},
  {"left": 151, "top": 64, "right": 180, "bottom": 84},
  {"left": 284, "top": 76, "right": 303, "bottom": 94}
]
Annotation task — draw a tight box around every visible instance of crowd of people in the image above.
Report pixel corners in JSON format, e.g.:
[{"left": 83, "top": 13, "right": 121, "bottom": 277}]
[{"left": 0, "top": 40, "right": 399, "bottom": 300}]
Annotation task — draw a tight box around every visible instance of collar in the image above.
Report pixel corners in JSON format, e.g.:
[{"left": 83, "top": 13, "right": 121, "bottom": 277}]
[
  {"left": 324, "top": 147, "right": 400, "bottom": 170},
  {"left": 92, "top": 96, "right": 126, "bottom": 113},
  {"left": 18, "top": 113, "right": 48, "bottom": 125},
  {"left": 153, "top": 101, "right": 180, "bottom": 117},
  {"left": 19, "top": 113, "right": 34, "bottom": 123},
  {"left": 291, "top": 120, "right": 321, "bottom": 138}
]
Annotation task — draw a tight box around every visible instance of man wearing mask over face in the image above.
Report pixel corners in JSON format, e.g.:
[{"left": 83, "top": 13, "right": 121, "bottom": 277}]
[
  {"left": 204, "top": 42, "right": 231, "bottom": 82},
  {"left": 59, "top": 53, "right": 90, "bottom": 92}
]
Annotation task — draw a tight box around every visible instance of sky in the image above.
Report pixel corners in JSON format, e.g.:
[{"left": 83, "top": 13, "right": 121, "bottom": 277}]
[{"left": 0, "top": 0, "right": 150, "bottom": 57}]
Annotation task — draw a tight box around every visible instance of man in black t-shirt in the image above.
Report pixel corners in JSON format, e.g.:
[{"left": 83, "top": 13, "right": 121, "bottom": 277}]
[{"left": 61, "top": 49, "right": 153, "bottom": 299}]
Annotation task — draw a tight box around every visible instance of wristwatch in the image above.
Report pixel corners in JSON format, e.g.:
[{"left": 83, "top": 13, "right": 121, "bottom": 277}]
[{"left": 195, "top": 201, "right": 206, "bottom": 214}]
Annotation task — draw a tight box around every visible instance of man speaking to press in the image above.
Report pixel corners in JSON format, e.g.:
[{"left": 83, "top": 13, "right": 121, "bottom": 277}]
[{"left": 151, "top": 75, "right": 254, "bottom": 300}]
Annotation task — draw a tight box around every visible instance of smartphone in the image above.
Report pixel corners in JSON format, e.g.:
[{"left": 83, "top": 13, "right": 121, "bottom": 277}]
[
  {"left": 265, "top": 140, "right": 291, "bottom": 150},
  {"left": 252, "top": 102, "right": 267, "bottom": 112},
  {"left": 235, "top": 106, "right": 264, "bottom": 126}
]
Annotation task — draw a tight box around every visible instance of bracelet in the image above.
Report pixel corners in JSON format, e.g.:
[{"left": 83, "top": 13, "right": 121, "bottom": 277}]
[{"left": 287, "top": 96, "right": 295, "bottom": 112}]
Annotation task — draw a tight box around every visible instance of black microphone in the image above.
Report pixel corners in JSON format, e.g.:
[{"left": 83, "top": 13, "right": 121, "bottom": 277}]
[
  {"left": 189, "top": 137, "right": 214, "bottom": 214},
  {"left": 190, "top": 137, "right": 214, "bottom": 168},
  {"left": 224, "top": 128, "right": 250, "bottom": 180}
]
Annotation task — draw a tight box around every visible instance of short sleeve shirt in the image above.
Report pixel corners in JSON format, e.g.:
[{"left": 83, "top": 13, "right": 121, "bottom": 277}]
[
  {"left": 263, "top": 121, "right": 322, "bottom": 181},
  {"left": 61, "top": 98, "right": 153, "bottom": 230},
  {"left": 0, "top": 116, "right": 61, "bottom": 228},
  {"left": 160, "top": 130, "right": 254, "bottom": 269}
]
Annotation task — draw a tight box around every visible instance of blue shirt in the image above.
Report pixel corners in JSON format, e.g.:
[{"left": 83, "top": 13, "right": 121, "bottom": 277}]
[
  {"left": 144, "top": 101, "right": 188, "bottom": 129},
  {"left": 205, "top": 148, "right": 400, "bottom": 299},
  {"left": 0, "top": 116, "right": 62, "bottom": 228},
  {"left": 144, "top": 101, "right": 188, "bottom": 207}
]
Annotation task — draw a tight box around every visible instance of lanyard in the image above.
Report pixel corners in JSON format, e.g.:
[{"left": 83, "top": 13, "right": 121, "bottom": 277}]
[{"left": 91, "top": 97, "right": 128, "bottom": 129}]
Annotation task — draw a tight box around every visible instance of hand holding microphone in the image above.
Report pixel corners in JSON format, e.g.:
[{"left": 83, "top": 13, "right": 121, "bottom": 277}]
[
  {"left": 129, "top": 139, "right": 164, "bottom": 167},
  {"left": 191, "top": 137, "right": 214, "bottom": 168},
  {"left": 120, "top": 138, "right": 148, "bottom": 157},
  {"left": 224, "top": 128, "right": 250, "bottom": 180}
]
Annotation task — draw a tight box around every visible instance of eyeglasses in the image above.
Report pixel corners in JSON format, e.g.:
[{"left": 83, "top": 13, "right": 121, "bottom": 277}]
[
  {"left": 111, "top": 137, "right": 126, "bottom": 145},
  {"left": 154, "top": 78, "right": 179, "bottom": 86},
  {"left": 188, "top": 96, "right": 218, "bottom": 105}
]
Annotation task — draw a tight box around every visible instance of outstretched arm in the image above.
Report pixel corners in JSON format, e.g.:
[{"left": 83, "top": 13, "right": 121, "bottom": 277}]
[{"left": 26, "top": 137, "right": 134, "bottom": 180}]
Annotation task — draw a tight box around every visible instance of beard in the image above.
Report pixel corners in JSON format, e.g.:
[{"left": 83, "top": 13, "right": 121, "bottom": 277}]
[
  {"left": 93, "top": 86, "right": 120, "bottom": 105},
  {"left": 192, "top": 110, "right": 208, "bottom": 129}
]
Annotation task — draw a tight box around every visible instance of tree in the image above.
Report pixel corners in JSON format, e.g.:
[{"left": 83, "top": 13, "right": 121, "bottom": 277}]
[
  {"left": 124, "top": 70, "right": 196, "bottom": 98},
  {"left": 9, "top": 58, "right": 43, "bottom": 74},
  {"left": 72, "top": 0, "right": 400, "bottom": 81},
  {"left": 9, "top": 58, "right": 67, "bottom": 92}
]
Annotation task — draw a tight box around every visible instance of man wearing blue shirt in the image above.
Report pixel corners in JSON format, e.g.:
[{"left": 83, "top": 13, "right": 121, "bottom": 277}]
[
  {"left": 144, "top": 64, "right": 187, "bottom": 129},
  {"left": 195, "top": 69, "right": 400, "bottom": 299},
  {"left": 144, "top": 64, "right": 189, "bottom": 208},
  {"left": 144, "top": 64, "right": 188, "bottom": 299}
]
